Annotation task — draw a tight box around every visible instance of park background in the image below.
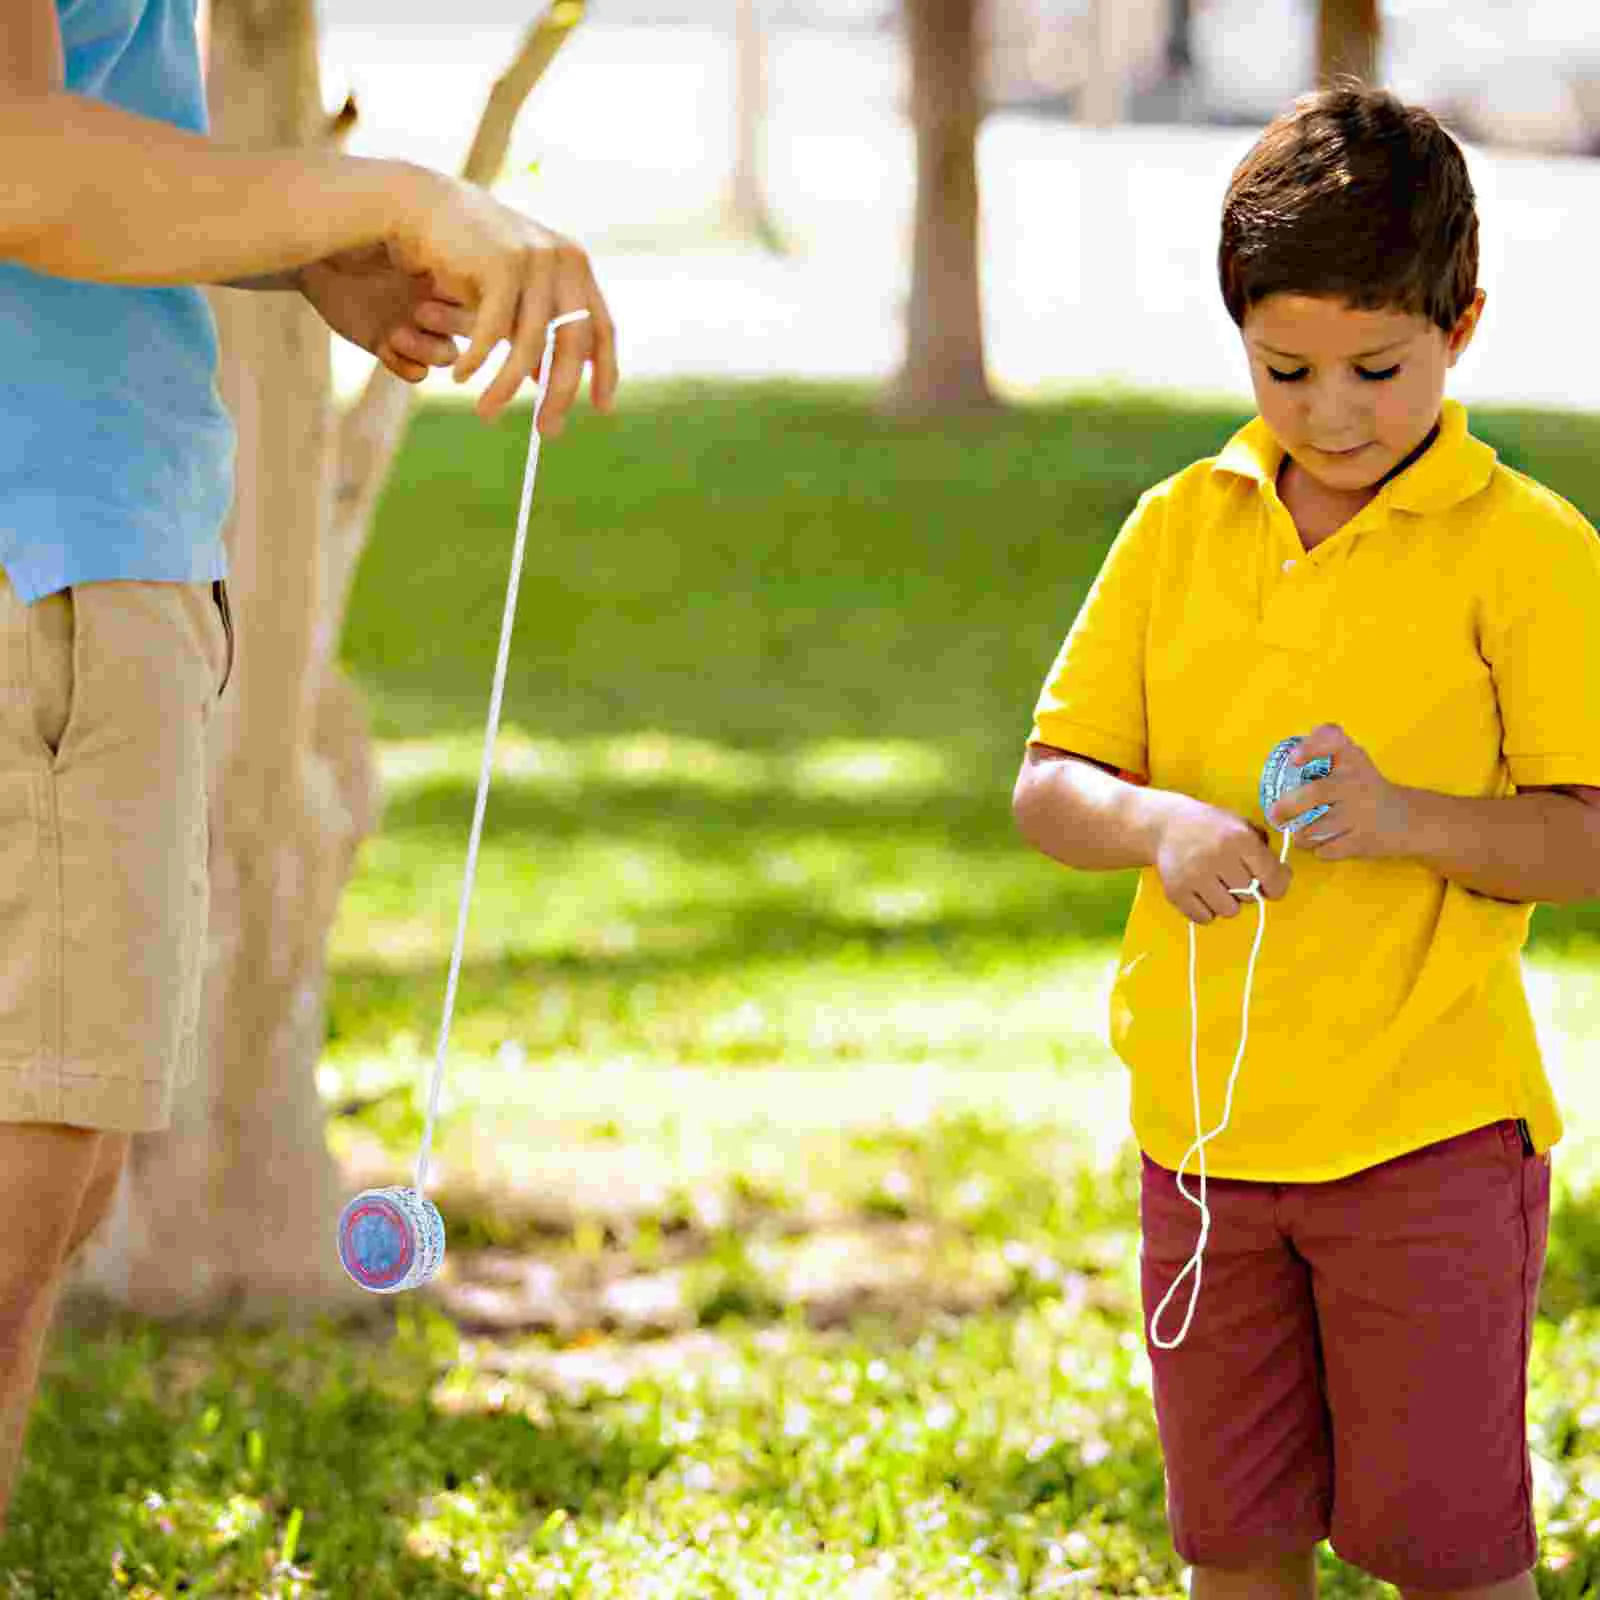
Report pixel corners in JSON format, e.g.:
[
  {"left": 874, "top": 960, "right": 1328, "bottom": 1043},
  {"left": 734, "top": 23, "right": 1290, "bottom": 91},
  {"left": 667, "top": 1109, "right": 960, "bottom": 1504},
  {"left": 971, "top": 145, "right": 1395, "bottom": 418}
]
[{"left": 8, "top": 2, "right": 1600, "bottom": 1596}]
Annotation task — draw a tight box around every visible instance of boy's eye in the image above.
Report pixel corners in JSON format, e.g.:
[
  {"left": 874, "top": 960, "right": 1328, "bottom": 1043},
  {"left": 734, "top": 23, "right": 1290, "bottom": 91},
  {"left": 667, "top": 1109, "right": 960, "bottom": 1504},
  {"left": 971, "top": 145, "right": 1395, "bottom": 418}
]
[
  {"left": 1266, "top": 366, "right": 1309, "bottom": 383},
  {"left": 1356, "top": 364, "right": 1402, "bottom": 382}
]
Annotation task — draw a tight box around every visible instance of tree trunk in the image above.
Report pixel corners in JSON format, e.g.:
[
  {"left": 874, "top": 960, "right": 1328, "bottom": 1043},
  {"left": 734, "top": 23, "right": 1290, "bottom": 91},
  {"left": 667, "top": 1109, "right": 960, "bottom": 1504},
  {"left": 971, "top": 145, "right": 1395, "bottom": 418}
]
[
  {"left": 1166, "top": 0, "right": 1193, "bottom": 78},
  {"left": 1079, "top": 0, "right": 1127, "bottom": 127},
  {"left": 724, "top": 0, "right": 783, "bottom": 252},
  {"left": 882, "top": 0, "right": 998, "bottom": 417},
  {"left": 1317, "top": 0, "right": 1380, "bottom": 87},
  {"left": 67, "top": 1, "right": 585, "bottom": 1325}
]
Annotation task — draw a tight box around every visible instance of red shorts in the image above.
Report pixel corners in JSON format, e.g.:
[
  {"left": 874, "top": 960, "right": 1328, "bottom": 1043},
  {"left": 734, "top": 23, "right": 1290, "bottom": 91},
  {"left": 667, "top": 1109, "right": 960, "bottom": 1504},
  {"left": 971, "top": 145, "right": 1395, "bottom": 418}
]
[{"left": 1139, "top": 1119, "right": 1550, "bottom": 1590}]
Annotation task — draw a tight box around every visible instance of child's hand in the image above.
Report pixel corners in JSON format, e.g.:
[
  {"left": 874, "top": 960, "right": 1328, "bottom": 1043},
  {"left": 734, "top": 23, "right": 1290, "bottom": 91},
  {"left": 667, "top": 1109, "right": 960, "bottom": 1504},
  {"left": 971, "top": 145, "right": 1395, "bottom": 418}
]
[
  {"left": 1155, "top": 796, "right": 1293, "bottom": 926},
  {"left": 384, "top": 169, "right": 618, "bottom": 429},
  {"left": 298, "top": 248, "right": 473, "bottom": 388},
  {"left": 1266, "top": 723, "right": 1412, "bottom": 861}
]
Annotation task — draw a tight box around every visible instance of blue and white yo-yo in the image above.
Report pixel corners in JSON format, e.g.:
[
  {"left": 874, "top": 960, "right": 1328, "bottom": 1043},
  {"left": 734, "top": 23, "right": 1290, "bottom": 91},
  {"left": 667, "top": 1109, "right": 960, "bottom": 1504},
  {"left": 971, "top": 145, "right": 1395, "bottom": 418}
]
[
  {"left": 337, "top": 1186, "right": 447, "bottom": 1294},
  {"left": 1259, "top": 735, "right": 1334, "bottom": 833}
]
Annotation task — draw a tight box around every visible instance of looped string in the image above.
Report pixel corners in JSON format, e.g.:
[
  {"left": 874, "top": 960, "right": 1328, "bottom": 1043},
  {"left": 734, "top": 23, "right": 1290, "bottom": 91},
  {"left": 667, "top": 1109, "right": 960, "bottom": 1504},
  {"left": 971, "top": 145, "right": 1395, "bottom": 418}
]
[
  {"left": 413, "top": 310, "right": 593, "bottom": 1198},
  {"left": 1148, "top": 826, "right": 1294, "bottom": 1350}
]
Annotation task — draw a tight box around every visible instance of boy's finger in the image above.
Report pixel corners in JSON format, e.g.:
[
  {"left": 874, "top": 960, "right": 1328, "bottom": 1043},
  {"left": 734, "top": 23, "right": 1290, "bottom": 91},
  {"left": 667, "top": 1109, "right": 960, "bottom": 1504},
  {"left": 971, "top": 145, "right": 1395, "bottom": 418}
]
[
  {"left": 539, "top": 268, "right": 591, "bottom": 435},
  {"left": 418, "top": 300, "right": 476, "bottom": 339},
  {"left": 583, "top": 270, "right": 619, "bottom": 412},
  {"left": 392, "top": 325, "right": 457, "bottom": 367},
  {"left": 379, "top": 341, "right": 427, "bottom": 383},
  {"left": 479, "top": 281, "right": 554, "bottom": 422},
  {"left": 455, "top": 272, "right": 517, "bottom": 385}
]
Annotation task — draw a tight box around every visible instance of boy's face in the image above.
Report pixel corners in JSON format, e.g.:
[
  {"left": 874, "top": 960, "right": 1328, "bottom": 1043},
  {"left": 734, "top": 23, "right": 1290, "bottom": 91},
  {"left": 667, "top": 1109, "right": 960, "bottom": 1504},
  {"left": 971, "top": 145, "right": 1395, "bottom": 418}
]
[{"left": 1241, "top": 290, "right": 1485, "bottom": 495}]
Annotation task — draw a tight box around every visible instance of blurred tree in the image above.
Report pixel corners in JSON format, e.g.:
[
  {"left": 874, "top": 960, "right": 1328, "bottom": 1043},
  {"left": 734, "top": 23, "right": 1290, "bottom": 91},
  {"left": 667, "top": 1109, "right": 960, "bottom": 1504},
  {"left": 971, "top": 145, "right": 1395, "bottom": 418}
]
[
  {"left": 885, "top": 0, "right": 998, "bottom": 416},
  {"left": 1318, "top": 0, "right": 1379, "bottom": 86},
  {"left": 1080, "top": 0, "right": 1128, "bottom": 126},
  {"left": 724, "top": 0, "right": 785, "bottom": 252},
  {"left": 70, "top": 0, "right": 587, "bottom": 1323},
  {"left": 1166, "top": 0, "right": 1192, "bottom": 79}
]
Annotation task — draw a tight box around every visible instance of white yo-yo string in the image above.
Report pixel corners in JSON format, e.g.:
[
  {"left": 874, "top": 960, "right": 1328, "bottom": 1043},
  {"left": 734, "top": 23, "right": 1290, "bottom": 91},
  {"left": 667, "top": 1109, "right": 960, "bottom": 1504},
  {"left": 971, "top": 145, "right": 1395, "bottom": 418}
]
[
  {"left": 1149, "top": 739, "right": 1317, "bottom": 1350},
  {"left": 413, "top": 308, "right": 593, "bottom": 1199}
]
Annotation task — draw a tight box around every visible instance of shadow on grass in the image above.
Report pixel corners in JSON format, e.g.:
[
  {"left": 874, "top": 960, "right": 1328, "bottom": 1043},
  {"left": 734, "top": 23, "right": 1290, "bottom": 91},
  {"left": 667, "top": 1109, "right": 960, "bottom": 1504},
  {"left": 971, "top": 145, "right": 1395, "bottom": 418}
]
[
  {"left": 336, "top": 894, "right": 1130, "bottom": 989},
  {"left": 379, "top": 766, "right": 1022, "bottom": 843},
  {"left": 330, "top": 763, "right": 1143, "bottom": 1053},
  {"left": 369, "top": 766, "right": 1600, "bottom": 959},
  {"left": 347, "top": 385, "right": 1256, "bottom": 752},
  {"left": 2, "top": 1310, "right": 675, "bottom": 1600}
]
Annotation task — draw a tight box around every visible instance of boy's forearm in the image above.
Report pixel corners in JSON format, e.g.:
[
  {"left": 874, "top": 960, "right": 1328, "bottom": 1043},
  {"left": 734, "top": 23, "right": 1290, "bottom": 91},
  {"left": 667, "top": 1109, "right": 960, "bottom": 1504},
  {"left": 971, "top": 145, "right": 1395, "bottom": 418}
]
[
  {"left": 1013, "top": 751, "right": 1185, "bottom": 872},
  {"left": 0, "top": 91, "right": 426, "bottom": 287},
  {"left": 1399, "top": 786, "right": 1600, "bottom": 906},
  {"left": 218, "top": 270, "right": 306, "bottom": 292}
]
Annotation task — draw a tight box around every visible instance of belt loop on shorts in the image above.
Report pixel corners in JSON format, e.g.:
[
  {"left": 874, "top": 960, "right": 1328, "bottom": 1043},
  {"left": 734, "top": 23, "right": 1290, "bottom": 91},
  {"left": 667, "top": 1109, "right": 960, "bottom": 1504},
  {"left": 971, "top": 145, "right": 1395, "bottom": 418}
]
[{"left": 1516, "top": 1118, "right": 1534, "bottom": 1157}]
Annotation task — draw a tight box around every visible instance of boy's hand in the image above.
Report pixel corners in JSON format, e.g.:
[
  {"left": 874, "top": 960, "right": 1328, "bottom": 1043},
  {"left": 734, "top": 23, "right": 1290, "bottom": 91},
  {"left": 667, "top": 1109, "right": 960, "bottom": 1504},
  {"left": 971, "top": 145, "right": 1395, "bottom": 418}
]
[
  {"left": 384, "top": 168, "right": 618, "bottom": 432},
  {"left": 1155, "top": 797, "right": 1293, "bottom": 926},
  {"left": 298, "top": 246, "right": 474, "bottom": 390},
  {"left": 1267, "top": 723, "right": 1412, "bottom": 861}
]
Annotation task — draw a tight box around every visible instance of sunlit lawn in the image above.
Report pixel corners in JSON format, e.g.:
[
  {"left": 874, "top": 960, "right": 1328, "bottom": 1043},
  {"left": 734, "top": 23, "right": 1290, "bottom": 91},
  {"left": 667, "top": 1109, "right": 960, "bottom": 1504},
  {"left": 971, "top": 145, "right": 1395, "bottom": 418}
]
[{"left": 7, "top": 384, "right": 1600, "bottom": 1596}]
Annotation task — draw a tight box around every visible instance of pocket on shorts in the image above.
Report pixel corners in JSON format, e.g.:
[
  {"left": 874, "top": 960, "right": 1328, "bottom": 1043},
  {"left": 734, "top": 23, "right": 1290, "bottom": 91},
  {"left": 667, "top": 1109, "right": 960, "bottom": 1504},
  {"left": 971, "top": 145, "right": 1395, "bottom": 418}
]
[
  {"left": 27, "top": 587, "right": 78, "bottom": 765},
  {"left": 211, "top": 579, "right": 235, "bottom": 699},
  {"left": 51, "top": 582, "right": 218, "bottom": 1098},
  {"left": 1492, "top": 1118, "right": 1534, "bottom": 1164}
]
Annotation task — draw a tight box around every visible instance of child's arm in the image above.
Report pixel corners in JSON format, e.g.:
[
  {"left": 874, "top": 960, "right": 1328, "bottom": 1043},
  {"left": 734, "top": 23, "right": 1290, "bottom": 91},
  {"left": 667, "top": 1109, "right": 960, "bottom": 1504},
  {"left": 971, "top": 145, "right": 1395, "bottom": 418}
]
[
  {"left": 217, "top": 272, "right": 307, "bottom": 292},
  {"left": 0, "top": 87, "right": 619, "bottom": 427},
  {"left": 0, "top": 7, "right": 343, "bottom": 301},
  {"left": 1400, "top": 784, "right": 1600, "bottom": 906},
  {"left": 0, "top": 91, "right": 415, "bottom": 289},
  {"left": 1015, "top": 743, "right": 1294, "bottom": 925},
  {"left": 1012, "top": 744, "right": 1186, "bottom": 873}
]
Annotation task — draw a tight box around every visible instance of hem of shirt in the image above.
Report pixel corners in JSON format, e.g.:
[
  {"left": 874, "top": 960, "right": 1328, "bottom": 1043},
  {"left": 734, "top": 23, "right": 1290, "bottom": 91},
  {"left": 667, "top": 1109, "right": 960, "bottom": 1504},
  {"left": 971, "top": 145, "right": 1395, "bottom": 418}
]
[
  {"left": 0, "top": 538, "right": 229, "bottom": 607},
  {"left": 1510, "top": 758, "right": 1600, "bottom": 788},
  {"left": 1136, "top": 1109, "right": 1563, "bottom": 1184},
  {"left": 1028, "top": 716, "right": 1145, "bottom": 777},
  {"left": 1521, "top": 1099, "right": 1564, "bottom": 1158}
]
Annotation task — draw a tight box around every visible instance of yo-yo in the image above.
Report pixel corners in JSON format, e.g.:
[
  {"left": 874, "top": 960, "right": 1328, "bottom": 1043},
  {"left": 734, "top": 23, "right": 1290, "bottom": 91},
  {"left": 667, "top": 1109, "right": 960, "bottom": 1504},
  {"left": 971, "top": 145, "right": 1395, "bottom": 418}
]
[
  {"left": 335, "top": 312, "right": 591, "bottom": 1298},
  {"left": 1259, "top": 735, "right": 1333, "bottom": 834},
  {"left": 337, "top": 1186, "right": 446, "bottom": 1294}
]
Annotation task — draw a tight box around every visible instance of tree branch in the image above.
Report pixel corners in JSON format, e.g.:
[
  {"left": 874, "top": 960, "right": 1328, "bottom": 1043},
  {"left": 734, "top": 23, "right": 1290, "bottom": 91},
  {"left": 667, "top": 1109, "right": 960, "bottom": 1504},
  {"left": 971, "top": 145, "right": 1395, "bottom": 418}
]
[{"left": 460, "top": 0, "right": 584, "bottom": 189}]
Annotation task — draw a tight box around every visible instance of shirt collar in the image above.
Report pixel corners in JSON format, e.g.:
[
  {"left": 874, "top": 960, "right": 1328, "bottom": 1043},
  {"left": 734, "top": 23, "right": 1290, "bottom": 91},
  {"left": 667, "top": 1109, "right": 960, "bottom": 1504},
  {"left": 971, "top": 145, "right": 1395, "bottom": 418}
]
[{"left": 1211, "top": 398, "right": 1497, "bottom": 515}]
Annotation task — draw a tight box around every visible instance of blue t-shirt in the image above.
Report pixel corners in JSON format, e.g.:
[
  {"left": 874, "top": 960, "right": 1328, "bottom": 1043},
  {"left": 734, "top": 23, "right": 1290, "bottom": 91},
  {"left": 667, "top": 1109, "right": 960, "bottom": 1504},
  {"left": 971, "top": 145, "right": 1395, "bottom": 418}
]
[{"left": 0, "top": 0, "right": 237, "bottom": 604}]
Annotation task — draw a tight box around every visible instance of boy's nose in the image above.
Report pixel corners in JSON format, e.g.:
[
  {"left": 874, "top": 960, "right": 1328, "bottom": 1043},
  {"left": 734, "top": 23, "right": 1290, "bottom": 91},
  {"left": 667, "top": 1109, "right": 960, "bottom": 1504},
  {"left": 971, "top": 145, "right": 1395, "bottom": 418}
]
[{"left": 1304, "top": 387, "right": 1365, "bottom": 440}]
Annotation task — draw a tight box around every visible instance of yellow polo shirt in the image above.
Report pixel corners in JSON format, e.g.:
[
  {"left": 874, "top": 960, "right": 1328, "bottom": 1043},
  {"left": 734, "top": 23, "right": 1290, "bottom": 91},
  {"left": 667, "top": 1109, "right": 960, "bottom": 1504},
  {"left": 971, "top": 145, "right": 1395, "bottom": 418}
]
[{"left": 1030, "top": 398, "right": 1600, "bottom": 1181}]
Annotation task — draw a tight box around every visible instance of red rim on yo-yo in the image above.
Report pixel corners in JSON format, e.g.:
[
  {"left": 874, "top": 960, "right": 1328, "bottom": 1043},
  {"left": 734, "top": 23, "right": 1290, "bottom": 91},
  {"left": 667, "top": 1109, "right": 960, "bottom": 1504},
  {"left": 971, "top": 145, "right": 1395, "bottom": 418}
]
[{"left": 337, "top": 1186, "right": 446, "bottom": 1294}]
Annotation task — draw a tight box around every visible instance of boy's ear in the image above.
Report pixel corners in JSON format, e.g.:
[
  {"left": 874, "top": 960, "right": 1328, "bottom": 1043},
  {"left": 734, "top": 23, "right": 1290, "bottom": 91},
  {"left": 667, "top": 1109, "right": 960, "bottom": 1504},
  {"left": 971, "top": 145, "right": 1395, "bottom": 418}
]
[{"left": 1446, "top": 289, "right": 1487, "bottom": 365}]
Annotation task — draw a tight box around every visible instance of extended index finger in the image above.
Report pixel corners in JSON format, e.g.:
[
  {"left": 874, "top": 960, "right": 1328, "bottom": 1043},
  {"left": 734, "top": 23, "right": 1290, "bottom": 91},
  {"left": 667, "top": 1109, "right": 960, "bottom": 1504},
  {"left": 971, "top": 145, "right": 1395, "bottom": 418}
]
[
  {"left": 582, "top": 264, "right": 619, "bottom": 413},
  {"left": 454, "top": 268, "right": 519, "bottom": 386},
  {"left": 537, "top": 253, "right": 593, "bottom": 436}
]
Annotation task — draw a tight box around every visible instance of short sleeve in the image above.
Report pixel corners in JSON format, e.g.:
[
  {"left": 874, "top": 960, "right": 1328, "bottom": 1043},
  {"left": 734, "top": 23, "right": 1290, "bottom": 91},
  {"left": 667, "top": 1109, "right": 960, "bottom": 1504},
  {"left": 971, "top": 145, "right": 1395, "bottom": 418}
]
[
  {"left": 1482, "top": 489, "right": 1600, "bottom": 790},
  {"left": 1028, "top": 486, "right": 1164, "bottom": 780}
]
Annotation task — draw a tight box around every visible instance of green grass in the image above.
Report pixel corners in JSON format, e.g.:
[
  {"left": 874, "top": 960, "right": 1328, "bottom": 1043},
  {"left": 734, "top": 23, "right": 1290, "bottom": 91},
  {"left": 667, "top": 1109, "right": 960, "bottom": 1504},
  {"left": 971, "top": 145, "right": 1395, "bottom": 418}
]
[
  {"left": 338, "top": 382, "right": 1244, "bottom": 755},
  {"left": 8, "top": 382, "right": 1600, "bottom": 1596}
]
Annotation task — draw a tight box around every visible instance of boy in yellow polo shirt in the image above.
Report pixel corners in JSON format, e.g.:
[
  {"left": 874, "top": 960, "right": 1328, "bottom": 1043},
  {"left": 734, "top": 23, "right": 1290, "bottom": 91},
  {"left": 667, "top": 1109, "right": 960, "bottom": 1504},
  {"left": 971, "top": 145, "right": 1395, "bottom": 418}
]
[{"left": 1014, "top": 85, "right": 1600, "bottom": 1598}]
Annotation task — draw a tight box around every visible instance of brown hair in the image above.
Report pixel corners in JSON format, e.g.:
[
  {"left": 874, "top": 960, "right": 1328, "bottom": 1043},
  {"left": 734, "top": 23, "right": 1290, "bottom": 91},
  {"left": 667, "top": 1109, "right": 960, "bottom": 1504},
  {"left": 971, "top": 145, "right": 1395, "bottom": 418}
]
[{"left": 1219, "top": 84, "right": 1478, "bottom": 333}]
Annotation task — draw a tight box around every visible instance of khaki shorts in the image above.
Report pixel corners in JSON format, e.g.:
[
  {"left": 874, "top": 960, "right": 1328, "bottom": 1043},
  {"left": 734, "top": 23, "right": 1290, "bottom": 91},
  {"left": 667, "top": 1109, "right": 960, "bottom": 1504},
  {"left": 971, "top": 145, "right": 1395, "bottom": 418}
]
[{"left": 0, "top": 570, "right": 233, "bottom": 1133}]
